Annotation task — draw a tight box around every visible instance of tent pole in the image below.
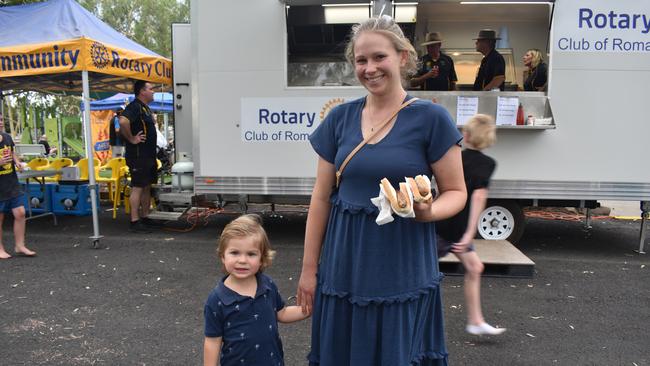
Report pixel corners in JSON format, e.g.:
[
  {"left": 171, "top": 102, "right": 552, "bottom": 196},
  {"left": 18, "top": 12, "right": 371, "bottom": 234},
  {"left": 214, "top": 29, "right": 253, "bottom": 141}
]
[
  {"left": 31, "top": 106, "right": 38, "bottom": 143},
  {"left": 82, "top": 71, "right": 102, "bottom": 248},
  {"left": 163, "top": 113, "right": 169, "bottom": 142},
  {"left": 57, "top": 116, "right": 63, "bottom": 158}
]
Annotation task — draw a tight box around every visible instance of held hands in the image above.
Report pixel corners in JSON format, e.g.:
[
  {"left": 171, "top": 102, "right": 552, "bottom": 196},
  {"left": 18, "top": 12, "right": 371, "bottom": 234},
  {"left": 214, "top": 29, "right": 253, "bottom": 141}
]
[
  {"left": 130, "top": 131, "right": 146, "bottom": 144},
  {"left": 297, "top": 268, "right": 316, "bottom": 316}
]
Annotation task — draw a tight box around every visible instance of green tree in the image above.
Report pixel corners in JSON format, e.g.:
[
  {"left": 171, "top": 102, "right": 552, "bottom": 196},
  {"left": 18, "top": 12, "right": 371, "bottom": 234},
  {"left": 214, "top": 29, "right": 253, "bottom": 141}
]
[{"left": 1, "top": 0, "right": 189, "bottom": 57}]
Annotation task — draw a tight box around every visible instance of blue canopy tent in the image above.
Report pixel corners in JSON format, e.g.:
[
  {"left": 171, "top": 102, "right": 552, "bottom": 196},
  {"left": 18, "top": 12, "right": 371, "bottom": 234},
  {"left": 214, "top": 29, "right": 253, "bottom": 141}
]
[
  {"left": 83, "top": 93, "right": 173, "bottom": 112},
  {"left": 0, "top": 0, "right": 172, "bottom": 247}
]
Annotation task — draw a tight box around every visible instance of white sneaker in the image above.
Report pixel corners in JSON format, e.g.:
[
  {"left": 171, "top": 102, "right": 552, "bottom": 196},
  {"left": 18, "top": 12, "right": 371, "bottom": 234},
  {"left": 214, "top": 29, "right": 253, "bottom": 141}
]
[{"left": 466, "top": 322, "right": 507, "bottom": 335}]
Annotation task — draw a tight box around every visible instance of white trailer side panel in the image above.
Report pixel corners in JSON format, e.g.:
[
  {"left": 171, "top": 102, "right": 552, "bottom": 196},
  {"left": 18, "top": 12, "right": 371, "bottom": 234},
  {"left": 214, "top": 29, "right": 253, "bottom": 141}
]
[
  {"left": 191, "top": 0, "right": 360, "bottom": 181},
  {"left": 190, "top": 0, "right": 650, "bottom": 200},
  {"left": 172, "top": 23, "right": 193, "bottom": 161}
]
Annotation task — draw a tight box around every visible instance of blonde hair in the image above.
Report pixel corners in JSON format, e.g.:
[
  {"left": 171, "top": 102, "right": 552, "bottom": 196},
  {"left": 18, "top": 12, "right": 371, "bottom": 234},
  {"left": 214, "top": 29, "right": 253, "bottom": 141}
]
[
  {"left": 526, "top": 48, "right": 544, "bottom": 69},
  {"left": 217, "top": 214, "right": 275, "bottom": 273},
  {"left": 344, "top": 15, "right": 419, "bottom": 86},
  {"left": 463, "top": 114, "right": 496, "bottom": 150}
]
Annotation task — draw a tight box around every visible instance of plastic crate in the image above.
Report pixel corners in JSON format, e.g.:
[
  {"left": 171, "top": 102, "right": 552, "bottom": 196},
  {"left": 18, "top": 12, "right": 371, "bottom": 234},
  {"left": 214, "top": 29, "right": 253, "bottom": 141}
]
[
  {"left": 51, "top": 183, "right": 99, "bottom": 216},
  {"left": 21, "top": 183, "right": 54, "bottom": 214}
]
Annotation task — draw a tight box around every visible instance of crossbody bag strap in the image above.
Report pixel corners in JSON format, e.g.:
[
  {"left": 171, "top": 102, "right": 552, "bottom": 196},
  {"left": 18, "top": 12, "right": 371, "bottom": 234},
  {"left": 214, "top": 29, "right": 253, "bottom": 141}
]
[{"left": 335, "top": 97, "right": 418, "bottom": 188}]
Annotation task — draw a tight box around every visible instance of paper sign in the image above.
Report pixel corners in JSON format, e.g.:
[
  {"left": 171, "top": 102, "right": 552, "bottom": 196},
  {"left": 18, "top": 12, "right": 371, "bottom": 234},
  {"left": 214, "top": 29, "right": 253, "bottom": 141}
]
[
  {"left": 496, "top": 96, "right": 519, "bottom": 125},
  {"left": 456, "top": 96, "right": 479, "bottom": 125}
]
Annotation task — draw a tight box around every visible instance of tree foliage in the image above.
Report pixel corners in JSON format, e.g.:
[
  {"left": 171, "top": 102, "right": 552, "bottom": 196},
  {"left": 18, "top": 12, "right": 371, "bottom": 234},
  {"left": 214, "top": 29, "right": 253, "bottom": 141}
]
[
  {"left": 0, "top": 0, "right": 189, "bottom": 134},
  {"left": 0, "top": 0, "right": 189, "bottom": 57}
]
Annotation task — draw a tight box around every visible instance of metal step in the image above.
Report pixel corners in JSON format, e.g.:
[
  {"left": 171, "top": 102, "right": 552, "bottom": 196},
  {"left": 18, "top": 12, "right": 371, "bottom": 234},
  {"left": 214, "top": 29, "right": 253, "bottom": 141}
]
[
  {"left": 147, "top": 210, "right": 184, "bottom": 221},
  {"left": 158, "top": 191, "right": 193, "bottom": 206},
  {"left": 439, "top": 239, "right": 535, "bottom": 278}
]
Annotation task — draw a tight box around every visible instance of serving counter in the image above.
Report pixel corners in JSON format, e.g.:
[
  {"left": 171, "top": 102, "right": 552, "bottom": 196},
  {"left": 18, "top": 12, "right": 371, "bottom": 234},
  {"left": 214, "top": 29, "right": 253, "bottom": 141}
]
[{"left": 409, "top": 90, "right": 555, "bottom": 130}]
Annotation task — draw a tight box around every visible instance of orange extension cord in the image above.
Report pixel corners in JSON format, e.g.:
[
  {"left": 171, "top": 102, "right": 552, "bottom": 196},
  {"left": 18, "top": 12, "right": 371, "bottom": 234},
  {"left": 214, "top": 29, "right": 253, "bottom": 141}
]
[
  {"left": 163, "top": 207, "right": 224, "bottom": 232},
  {"left": 524, "top": 208, "right": 610, "bottom": 222}
]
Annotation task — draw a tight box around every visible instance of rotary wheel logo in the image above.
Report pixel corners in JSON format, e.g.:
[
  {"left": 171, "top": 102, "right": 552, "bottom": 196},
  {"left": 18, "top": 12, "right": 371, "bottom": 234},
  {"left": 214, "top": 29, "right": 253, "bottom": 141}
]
[
  {"left": 90, "top": 42, "right": 110, "bottom": 69},
  {"left": 319, "top": 98, "right": 345, "bottom": 121}
]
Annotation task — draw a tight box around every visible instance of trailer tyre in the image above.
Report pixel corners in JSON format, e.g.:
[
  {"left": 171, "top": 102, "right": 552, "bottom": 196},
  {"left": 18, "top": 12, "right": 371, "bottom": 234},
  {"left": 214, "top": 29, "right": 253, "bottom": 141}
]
[{"left": 477, "top": 200, "right": 525, "bottom": 244}]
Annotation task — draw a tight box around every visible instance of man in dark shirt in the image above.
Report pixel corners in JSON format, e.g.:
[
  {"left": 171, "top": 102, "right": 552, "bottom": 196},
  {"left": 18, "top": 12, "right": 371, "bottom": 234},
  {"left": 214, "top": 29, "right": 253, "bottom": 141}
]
[
  {"left": 119, "top": 80, "right": 157, "bottom": 233},
  {"left": 411, "top": 32, "right": 457, "bottom": 91},
  {"left": 0, "top": 113, "right": 36, "bottom": 258},
  {"left": 472, "top": 29, "right": 506, "bottom": 91}
]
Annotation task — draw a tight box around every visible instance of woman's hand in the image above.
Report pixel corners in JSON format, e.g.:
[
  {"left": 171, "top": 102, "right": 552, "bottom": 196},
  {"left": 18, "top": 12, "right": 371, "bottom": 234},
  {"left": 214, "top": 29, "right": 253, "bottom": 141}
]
[
  {"left": 297, "top": 267, "right": 317, "bottom": 316},
  {"left": 413, "top": 200, "right": 435, "bottom": 222}
]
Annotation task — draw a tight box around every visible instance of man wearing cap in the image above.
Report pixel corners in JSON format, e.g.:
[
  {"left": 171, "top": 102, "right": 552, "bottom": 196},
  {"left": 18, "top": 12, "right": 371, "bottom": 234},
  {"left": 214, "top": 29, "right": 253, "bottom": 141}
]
[
  {"left": 473, "top": 29, "right": 506, "bottom": 91},
  {"left": 411, "top": 32, "right": 457, "bottom": 91}
]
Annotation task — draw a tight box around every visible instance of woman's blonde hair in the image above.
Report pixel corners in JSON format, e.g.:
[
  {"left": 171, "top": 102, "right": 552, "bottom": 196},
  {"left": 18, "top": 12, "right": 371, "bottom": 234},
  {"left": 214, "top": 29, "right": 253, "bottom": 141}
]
[
  {"left": 344, "top": 15, "right": 419, "bottom": 86},
  {"left": 463, "top": 114, "right": 496, "bottom": 150},
  {"left": 526, "top": 48, "right": 544, "bottom": 69},
  {"left": 217, "top": 214, "right": 275, "bottom": 272}
]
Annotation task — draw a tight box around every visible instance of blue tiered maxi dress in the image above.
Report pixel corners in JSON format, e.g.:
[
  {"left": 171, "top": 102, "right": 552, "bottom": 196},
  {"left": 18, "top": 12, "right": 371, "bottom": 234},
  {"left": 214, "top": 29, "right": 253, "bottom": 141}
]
[{"left": 308, "top": 96, "right": 462, "bottom": 366}]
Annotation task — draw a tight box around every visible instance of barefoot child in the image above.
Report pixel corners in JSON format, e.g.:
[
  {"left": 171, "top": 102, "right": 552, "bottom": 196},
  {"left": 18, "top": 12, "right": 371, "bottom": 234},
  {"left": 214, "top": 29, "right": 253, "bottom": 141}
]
[
  {"left": 203, "top": 214, "right": 310, "bottom": 366},
  {"left": 436, "top": 114, "right": 505, "bottom": 335},
  {"left": 0, "top": 113, "right": 36, "bottom": 259}
]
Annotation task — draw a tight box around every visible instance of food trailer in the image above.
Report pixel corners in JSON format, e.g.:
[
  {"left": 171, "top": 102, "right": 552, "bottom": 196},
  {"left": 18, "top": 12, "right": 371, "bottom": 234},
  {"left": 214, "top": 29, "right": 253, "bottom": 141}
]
[{"left": 166, "top": 0, "right": 650, "bottom": 246}]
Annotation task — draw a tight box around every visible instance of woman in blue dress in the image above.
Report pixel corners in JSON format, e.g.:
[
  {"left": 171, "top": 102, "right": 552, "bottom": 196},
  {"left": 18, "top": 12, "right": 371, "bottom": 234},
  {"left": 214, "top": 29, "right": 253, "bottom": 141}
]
[{"left": 297, "top": 16, "right": 467, "bottom": 366}]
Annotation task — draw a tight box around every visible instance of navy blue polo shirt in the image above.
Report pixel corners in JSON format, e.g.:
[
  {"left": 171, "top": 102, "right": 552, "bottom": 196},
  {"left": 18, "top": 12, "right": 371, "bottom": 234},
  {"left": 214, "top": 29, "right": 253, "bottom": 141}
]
[
  {"left": 417, "top": 52, "right": 458, "bottom": 91},
  {"left": 204, "top": 273, "right": 286, "bottom": 366}
]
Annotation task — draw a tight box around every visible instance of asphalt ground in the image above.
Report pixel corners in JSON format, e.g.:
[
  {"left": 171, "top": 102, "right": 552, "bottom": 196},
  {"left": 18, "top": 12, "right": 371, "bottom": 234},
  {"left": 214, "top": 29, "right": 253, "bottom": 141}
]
[{"left": 1, "top": 207, "right": 649, "bottom": 366}]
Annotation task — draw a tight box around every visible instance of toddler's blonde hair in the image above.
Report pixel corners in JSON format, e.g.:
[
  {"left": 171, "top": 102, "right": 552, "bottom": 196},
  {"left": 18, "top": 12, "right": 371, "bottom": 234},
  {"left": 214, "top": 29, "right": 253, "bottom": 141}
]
[{"left": 217, "top": 214, "right": 275, "bottom": 272}]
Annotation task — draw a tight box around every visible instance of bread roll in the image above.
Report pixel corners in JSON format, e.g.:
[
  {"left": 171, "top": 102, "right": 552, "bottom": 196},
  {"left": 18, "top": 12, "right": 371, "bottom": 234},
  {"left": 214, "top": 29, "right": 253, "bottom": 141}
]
[
  {"left": 407, "top": 175, "right": 433, "bottom": 203},
  {"left": 381, "top": 178, "right": 413, "bottom": 215}
]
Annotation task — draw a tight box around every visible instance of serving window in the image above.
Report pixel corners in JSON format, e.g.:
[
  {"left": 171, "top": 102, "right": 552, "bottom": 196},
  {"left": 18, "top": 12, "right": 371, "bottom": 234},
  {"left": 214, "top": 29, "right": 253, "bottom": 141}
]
[
  {"left": 285, "top": 1, "right": 552, "bottom": 91},
  {"left": 285, "top": 3, "right": 416, "bottom": 87}
]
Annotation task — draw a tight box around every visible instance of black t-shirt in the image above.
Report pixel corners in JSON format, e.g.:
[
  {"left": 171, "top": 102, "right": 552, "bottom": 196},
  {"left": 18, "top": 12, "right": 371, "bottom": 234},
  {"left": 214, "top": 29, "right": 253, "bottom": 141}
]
[
  {"left": 524, "top": 62, "right": 548, "bottom": 91},
  {"left": 121, "top": 98, "right": 157, "bottom": 159},
  {"left": 0, "top": 132, "right": 22, "bottom": 201},
  {"left": 436, "top": 149, "right": 496, "bottom": 242},
  {"left": 473, "top": 49, "right": 506, "bottom": 91},
  {"left": 416, "top": 53, "right": 458, "bottom": 91}
]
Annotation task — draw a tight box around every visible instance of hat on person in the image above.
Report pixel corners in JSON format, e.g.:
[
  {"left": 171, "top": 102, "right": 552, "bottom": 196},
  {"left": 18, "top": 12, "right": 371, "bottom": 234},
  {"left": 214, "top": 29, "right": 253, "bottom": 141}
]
[
  {"left": 473, "top": 29, "right": 501, "bottom": 40},
  {"left": 421, "top": 32, "right": 443, "bottom": 46}
]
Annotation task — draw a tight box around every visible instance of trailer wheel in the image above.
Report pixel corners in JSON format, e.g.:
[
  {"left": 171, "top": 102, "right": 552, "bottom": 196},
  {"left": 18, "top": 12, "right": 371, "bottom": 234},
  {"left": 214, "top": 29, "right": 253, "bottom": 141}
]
[{"left": 477, "top": 200, "right": 525, "bottom": 244}]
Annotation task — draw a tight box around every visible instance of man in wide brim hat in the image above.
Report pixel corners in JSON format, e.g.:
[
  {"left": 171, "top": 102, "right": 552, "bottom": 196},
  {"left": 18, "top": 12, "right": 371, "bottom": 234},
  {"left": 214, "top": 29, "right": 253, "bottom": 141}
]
[
  {"left": 473, "top": 29, "right": 506, "bottom": 91},
  {"left": 411, "top": 32, "right": 458, "bottom": 91},
  {"left": 473, "top": 29, "right": 501, "bottom": 40},
  {"left": 420, "top": 32, "right": 443, "bottom": 46}
]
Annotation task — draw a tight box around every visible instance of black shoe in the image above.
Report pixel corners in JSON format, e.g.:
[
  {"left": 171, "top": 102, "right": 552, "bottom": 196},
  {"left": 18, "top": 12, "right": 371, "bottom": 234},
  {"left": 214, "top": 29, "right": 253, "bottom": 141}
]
[
  {"left": 129, "top": 220, "right": 152, "bottom": 233},
  {"left": 140, "top": 217, "right": 161, "bottom": 227}
]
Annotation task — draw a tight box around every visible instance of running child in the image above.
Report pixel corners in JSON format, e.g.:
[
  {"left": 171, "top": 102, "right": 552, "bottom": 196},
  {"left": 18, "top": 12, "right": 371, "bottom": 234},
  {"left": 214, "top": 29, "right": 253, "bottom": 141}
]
[
  {"left": 436, "top": 114, "right": 505, "bottom": 335},
  {"left": 203, "top": 214, "right": 310, "bottom": 366}
]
